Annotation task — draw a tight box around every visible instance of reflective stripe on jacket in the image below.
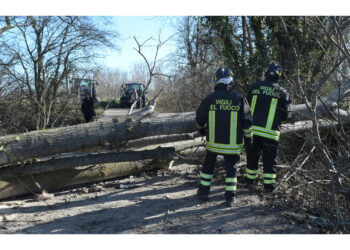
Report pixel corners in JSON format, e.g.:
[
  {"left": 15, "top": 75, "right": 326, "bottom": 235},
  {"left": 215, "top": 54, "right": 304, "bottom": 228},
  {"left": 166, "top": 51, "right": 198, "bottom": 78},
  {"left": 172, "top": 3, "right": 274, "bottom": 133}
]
[
  {"left": 247, "top": 79, "right": 291, "bottom": 141},
  {"left": 196, "top": 84, "right": 253, "bottom": 154}
]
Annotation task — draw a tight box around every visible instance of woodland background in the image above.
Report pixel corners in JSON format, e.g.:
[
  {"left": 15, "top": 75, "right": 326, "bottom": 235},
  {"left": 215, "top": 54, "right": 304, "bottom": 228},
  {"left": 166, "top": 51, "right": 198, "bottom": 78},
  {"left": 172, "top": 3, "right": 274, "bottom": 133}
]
[{"left": 0, "top": 16, "right": 349, "bottom": 231}]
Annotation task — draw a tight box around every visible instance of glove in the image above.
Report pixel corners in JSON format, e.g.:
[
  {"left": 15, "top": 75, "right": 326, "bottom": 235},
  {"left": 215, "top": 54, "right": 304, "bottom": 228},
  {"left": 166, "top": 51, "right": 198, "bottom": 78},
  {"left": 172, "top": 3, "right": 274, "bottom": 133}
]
[
  {"left": 199, "top": 128, "right": 206, "bottom": 136},
  {"left": 244, "top": 137, "right": 252, "bottom": 153}
]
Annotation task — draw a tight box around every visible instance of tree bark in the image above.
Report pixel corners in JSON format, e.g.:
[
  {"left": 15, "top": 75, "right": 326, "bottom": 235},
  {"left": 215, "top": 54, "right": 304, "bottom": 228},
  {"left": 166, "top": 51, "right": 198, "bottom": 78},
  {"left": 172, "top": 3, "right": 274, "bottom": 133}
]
[
  {"left": 0, "top": 110, "right": 194, "bottom": 167},
  {"left": 127, "top": 132, "right": 200, "bottom": 149},
  {"left": 290, "top": 81, "right": 350, "bottom": 121},
  {"left": 0, "top": 147, "right": 176, "bottom": 180},
  {"left": 0, "top": 107, "right": 348, "bottom": 167},
  {"left": 0, "top": 159, "right": 170, "bottom": 200},
  {"left": 0, "top": 83, "right": 349, "bottom": 166}
]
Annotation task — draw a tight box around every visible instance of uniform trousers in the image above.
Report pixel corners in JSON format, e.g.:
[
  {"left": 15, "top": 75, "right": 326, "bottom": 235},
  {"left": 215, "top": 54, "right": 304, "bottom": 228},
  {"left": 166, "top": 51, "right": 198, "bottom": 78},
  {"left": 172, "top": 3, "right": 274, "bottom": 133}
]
[
  {"left": 246, "top": 135, "right": 278, "bottom": 187},
  {"left": 198, "top": 150, "right": 240, "bottom": 200}
]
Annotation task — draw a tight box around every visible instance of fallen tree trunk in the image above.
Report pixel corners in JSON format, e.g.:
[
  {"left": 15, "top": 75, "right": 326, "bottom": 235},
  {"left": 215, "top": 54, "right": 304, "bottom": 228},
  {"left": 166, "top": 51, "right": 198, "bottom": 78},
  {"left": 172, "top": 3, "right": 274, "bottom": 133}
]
[
  {"left": 290, "top": 81, "right": 350, "bottom": 121},
  {"left": 0, "top": 139, "right": 204, "bottom": 180},
  {"left": 0, "top": 83, "right": 349, "bottom": 166},
  {"left": 1, "top": 109, "right": 350, "bottom": 167},
  {"left": 0, "top": 115, "right": 348, "bottom": 199},
  {"left": 0, "top": 112, "right": 197, "bottom": 166},
  {"left": 0, "top": 159, "right": 170, "bottom": 200},
  {"left": 127, "top": 132, "right": 200, "bottom": 149},
  {"left": 0, "top": 147, "right": 176, "bottom": 180},
  {"left": 3, "top": 114, "right": 344, "bottom": 182}
]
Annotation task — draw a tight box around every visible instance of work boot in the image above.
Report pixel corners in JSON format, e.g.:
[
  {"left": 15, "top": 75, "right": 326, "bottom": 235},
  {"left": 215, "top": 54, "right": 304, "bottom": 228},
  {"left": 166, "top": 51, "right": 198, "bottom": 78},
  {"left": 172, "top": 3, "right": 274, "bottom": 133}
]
[
  {"left": 224, "top": 191, "right": 237, "bottom": 207},
  {"left": 197, "top": 185, "right": 210, "bottom": 202},
  {"left": 263, "top": 184, "right": 275, "bottom": 193}
]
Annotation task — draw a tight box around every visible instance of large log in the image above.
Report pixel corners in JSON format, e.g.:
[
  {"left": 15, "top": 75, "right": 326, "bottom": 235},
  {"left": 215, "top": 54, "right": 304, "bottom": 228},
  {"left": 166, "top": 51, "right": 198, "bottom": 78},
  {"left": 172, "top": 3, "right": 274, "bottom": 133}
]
[
  {"left": 0, "top": 82, "right": 349, "bottom": 166},
  {"left": 290, "top": 81, "right": 350, "bottom": 121},
  {"left": 127, "top": 132, "right": 200, "bottom": 149},
  {"left": 0, "top": 147, "right": 176, "bottom": 180},
  {"left": 1, "top": 115, "right": 348, "bottom": 200},
  {"left": 0, "top": 159, "right": 170, "bottom": 200},
  {"left": 0, "top": 112, "right": 197, "bottom": 166},
  {"left": 0, "top": 137, "right": 205, "bottom": 180}
]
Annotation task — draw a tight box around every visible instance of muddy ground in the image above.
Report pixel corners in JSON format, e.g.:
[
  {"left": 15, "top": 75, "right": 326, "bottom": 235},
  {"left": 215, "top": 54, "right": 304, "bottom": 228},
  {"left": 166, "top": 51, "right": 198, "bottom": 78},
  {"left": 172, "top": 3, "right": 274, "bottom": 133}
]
[{"left": 0, "top": 162, "right": 325, "bottom": 234}]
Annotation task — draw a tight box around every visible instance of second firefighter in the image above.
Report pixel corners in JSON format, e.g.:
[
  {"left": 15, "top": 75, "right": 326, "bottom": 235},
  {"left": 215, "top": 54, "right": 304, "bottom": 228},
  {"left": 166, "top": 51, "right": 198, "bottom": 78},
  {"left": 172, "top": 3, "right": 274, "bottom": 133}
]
[{"left": 245, "top": 63, "right": 292, "bottom": 192}]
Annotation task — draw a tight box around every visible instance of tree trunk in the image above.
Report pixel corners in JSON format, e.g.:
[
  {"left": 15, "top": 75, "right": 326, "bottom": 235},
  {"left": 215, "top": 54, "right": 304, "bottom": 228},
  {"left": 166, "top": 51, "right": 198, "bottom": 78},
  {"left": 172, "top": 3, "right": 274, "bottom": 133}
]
[
  {"left": 0, "top": 159, "right": 170, "bottom": 200},
  {"left": 0, "top": 108, "right": 349, "bottom": 167},
  {"left": 0, "top": 147, "right": 176, "bottom": 180},
  {"left": 127, "top": 132, "right": 200, "bottom": 149},
  {"left": 0, "top": 83, "right": 349, "bottom": 167},
  {"left": 0, "top": 112, "right": 197, "bottom": 166},
  {"left": 290, "top": 81, "right": 350, "bottom": 121}
]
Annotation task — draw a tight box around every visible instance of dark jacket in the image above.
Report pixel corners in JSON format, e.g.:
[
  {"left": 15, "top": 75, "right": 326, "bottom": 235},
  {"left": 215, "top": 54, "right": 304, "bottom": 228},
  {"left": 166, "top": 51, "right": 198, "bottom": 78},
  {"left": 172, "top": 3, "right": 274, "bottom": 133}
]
[
  {"left": 81, "top": 97, "right": 95, "bottom": 117},
  {"left": 247, "top": 79, "right": 291, "bottom": 141},
  {"left": 196, "top": 84, "right": 253, "bottom": 154}
]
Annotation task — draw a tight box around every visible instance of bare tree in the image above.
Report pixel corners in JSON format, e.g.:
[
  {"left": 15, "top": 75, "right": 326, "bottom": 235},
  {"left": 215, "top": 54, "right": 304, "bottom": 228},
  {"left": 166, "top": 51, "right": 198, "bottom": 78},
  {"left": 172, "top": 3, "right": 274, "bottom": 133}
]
[
  {"left": 0, "top": 16, "right": 29, "bottom": 35},
  {"left": 128, "top": 33, "right": 174, "bottom": 114},
  {"left": 0, "top": 16, "right": 118, "bottom": 130},
  {"left": 276, "top": 16, "right": 350, "bottom": 231}
]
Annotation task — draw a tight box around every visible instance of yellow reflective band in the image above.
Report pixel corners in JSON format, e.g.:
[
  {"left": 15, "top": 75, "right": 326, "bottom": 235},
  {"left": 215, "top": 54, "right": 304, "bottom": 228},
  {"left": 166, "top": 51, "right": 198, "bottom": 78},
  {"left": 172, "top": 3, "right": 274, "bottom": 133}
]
[
  {"left": 200, "top": 180, "right": 211, "bottom": 186},
  {"left": 245, "top": 173, "right": 258, "bottom": 179},
  {"left": 243, "top": 127, "right": 252, "bottom": 132},
  {"left": 230, "top": 111, "right": 238, "bottom": 145},
  {"left": 252, "top": 126, "right": 280, "bottom": 136},
  {"left": 209, "top": 110, "right": 215, "bottom": 143},
  {"left": 253, "top": 131, "right": 279, "bottom": 141},
  {"left": 252, "top": 125, "right": 280, "bottom": 140},
  {"left": 266, "top": 98, "right": 278, "bottom": 130},
  {"left": 251, "top": 95, "right": 258, "bottom": 116},
  {"left": 246, "top": 168, "right": 258, "bottom": 174},
  {"left": 206, "top": 146, "right": 243, "bottom": 154},
  {"left": 243, "top": 127, "right": 253, "bottom": 138},
  {"left": 263, "top": 179, "right": 276, "bottom": 184},
  {"left": 206, "top": 143, "right": 243, "bottom": 154},
  {"left": 263, "top": 173, "right": 276, "bottom": 179},
  {"left": 225, "top": 178, "right": 237, "bottom": 183},
  {"left": 206, "top": 141, "right": 243, "bottom": 149},
  {"left": 200, "top": 172, "right": 213, "bottom": 179},
  {"left": 225, "top": 186, "right": 237, "bottom": 191}
]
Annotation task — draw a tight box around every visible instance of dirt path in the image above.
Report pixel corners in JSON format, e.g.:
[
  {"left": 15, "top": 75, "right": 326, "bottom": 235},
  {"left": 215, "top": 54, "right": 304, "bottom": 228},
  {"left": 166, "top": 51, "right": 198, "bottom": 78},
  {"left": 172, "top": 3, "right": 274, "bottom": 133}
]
[{"left": 0, "top": 163, "right": 318, "bottom": 234}]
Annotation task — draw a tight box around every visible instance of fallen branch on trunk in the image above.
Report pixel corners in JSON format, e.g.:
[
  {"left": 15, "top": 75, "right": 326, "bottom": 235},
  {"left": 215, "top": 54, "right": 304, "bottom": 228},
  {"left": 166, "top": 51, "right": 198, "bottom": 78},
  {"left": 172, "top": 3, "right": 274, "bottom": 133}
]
[{"left": 127, "top": 132, "right": 200, "bottom": 149}]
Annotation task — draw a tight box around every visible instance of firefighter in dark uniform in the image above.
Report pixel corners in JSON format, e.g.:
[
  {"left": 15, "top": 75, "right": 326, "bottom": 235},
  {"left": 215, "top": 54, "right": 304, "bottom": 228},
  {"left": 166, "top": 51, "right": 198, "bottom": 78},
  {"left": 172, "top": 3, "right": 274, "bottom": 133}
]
[
  {"left": 81, "top": 93, "right": 95, "bottom": 123},
  {"left": 245, "top": 63, "right": 292, "bottom": 192},
  {"left": 196, "top": 67, "right": 253, "bottom": 206}
]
